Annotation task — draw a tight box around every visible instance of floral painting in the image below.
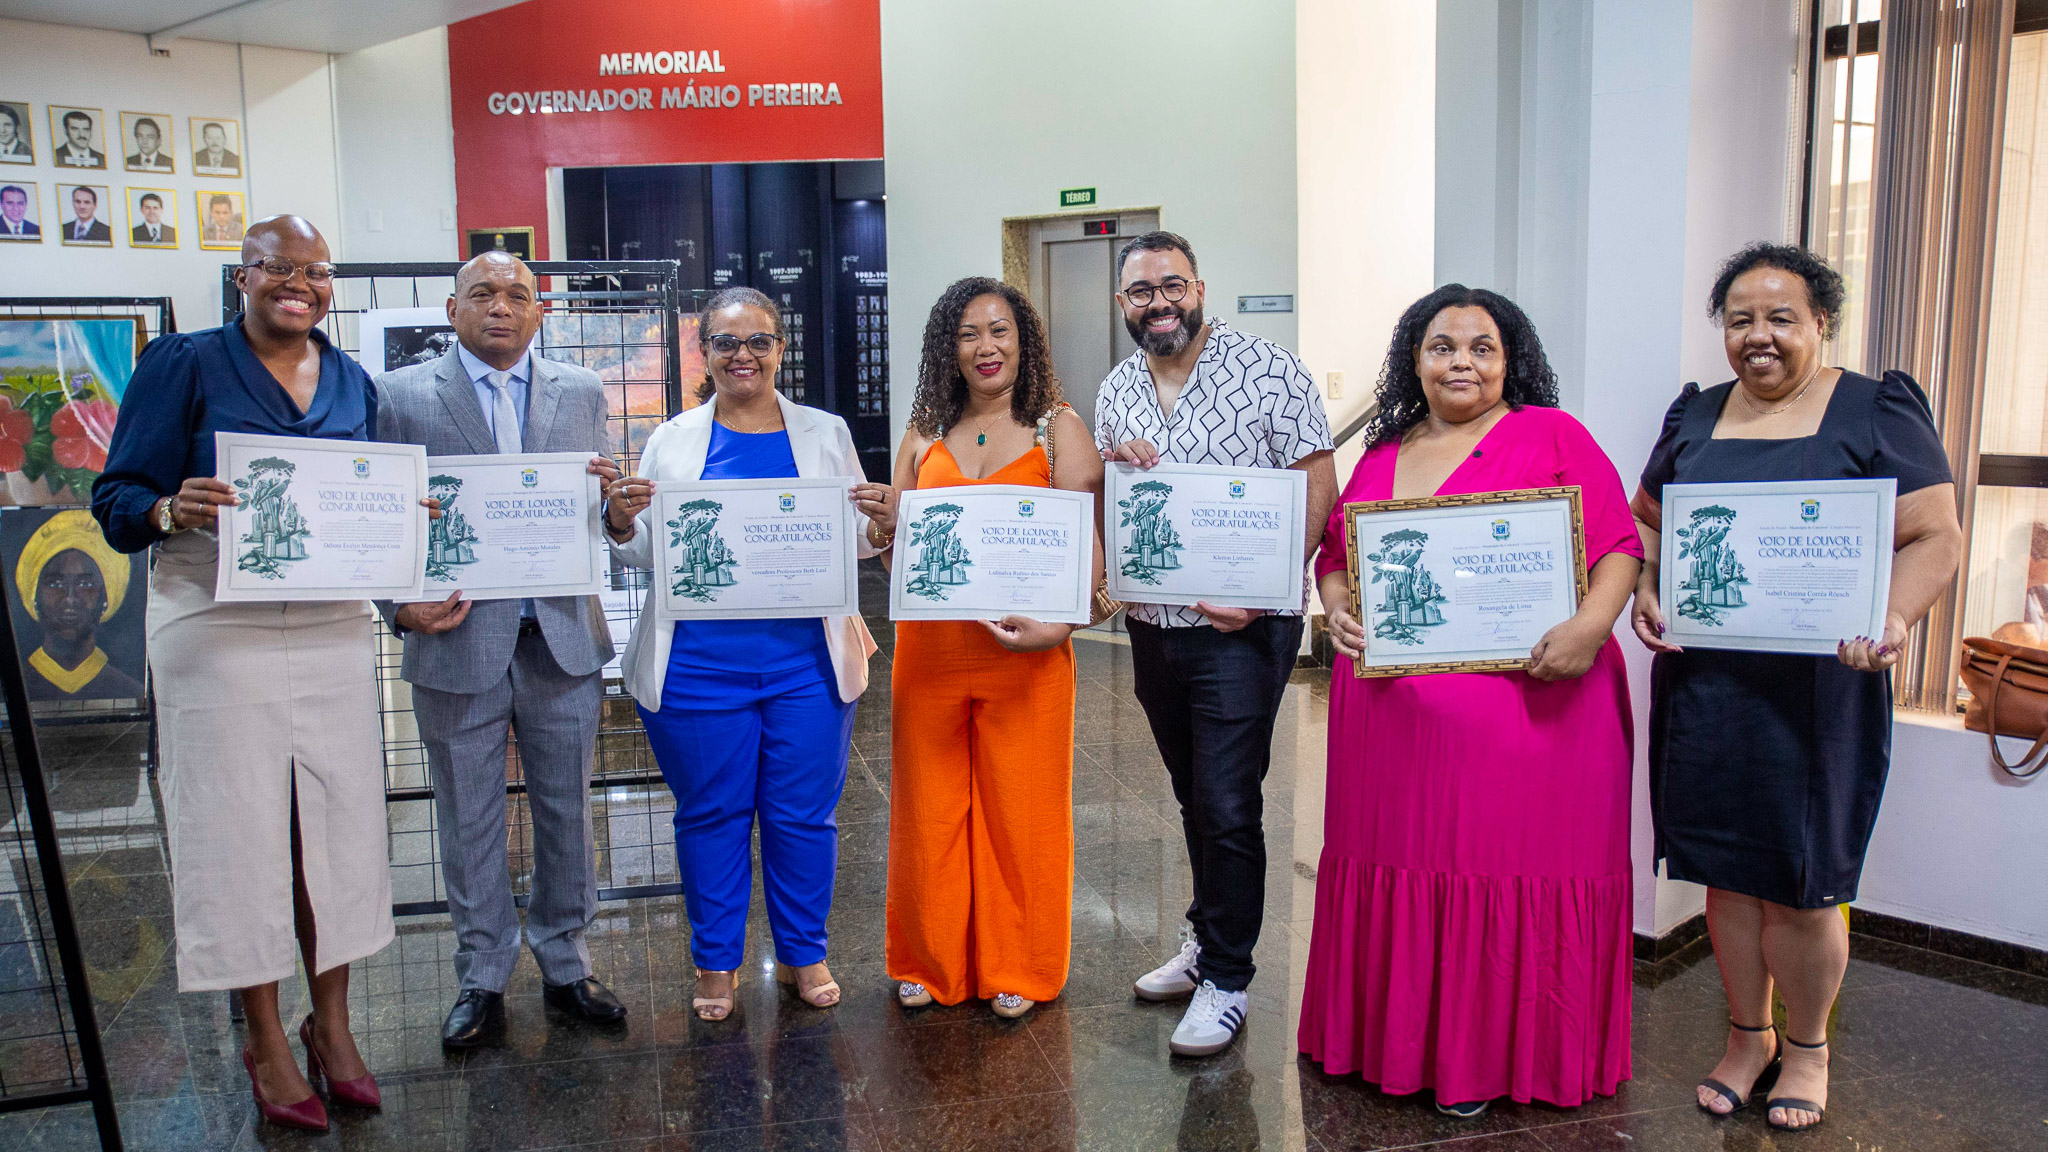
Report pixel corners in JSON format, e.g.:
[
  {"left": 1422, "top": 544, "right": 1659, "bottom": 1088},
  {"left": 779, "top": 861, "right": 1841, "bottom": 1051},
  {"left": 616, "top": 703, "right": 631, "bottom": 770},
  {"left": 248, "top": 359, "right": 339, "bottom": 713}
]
[{"left": 0, "top": 318, "right": 135, "bottom": 506}]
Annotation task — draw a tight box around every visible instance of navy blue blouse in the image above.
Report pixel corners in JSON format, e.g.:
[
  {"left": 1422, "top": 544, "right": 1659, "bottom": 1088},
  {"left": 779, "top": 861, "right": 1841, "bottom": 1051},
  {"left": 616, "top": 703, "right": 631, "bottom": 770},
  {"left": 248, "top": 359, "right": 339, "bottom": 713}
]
[{"left": 91, "top": 319, "right": 378, "bottom": 554}]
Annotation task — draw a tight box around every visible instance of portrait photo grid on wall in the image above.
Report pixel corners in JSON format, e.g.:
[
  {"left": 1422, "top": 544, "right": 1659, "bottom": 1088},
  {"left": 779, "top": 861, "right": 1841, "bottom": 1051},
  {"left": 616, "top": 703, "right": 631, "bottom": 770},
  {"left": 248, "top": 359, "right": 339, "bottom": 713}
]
[
  {"left": 0, "top": 180, "right": 40, "bottom": 241},
  {"left": 189, "top": 117, "right": 241, "bottom": 178},
  {"left": 121, "top": 111, "right": 175, "bottom": 174},
  {"left": 0, "top": 101, "right": 33, "bottom": 165},
  {"left": 47, "top": 105, "right": 106, "bottom": 170},
  {"left": 127, "top": 187, "right": 176, "bottom": 248},
  {"left": 55, "top": 183, "right": 112, "bottom": 246}
]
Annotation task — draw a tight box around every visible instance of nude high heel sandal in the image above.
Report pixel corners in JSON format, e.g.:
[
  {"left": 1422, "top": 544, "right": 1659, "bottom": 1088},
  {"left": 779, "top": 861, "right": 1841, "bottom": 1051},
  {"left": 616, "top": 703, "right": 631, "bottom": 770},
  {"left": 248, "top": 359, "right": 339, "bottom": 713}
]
[
  {"left": 693, "top": 969, "right": 737, "bottom": 1021},
  {"left": 774, "top": 961, "right": 841, "bottom": 1007}
]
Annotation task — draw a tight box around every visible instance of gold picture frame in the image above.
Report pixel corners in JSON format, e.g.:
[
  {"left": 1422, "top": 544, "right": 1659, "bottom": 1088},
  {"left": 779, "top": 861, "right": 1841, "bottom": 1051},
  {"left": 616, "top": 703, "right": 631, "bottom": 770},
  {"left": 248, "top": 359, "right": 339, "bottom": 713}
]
[
  {"left": 1343, "top": 486, "right": 1589, "bottom": 678},
  {"left": 465, "top": 226, "right": 535, "bottom": 260}
]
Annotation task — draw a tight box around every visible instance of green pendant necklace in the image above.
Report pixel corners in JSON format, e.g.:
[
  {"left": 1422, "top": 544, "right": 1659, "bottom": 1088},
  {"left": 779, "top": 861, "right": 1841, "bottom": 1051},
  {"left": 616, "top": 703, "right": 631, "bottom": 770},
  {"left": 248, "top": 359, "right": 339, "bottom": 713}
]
[{"left": 973, "top": 415, "right": 994, "bottom": 446}]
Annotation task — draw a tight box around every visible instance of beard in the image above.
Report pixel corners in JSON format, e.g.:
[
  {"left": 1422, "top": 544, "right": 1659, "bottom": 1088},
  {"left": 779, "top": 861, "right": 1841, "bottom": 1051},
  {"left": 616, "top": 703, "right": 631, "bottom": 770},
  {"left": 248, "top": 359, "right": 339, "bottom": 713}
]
[{"left": 1125, "top": 303, "right": 1204, "bottom": 357}]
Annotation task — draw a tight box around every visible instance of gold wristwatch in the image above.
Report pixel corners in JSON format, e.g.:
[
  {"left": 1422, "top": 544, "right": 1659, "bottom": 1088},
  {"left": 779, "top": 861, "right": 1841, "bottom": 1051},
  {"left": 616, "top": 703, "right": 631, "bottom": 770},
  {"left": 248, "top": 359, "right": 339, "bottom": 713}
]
[{"left": 156, "top": 496, "right": 184, "bottom": 536}]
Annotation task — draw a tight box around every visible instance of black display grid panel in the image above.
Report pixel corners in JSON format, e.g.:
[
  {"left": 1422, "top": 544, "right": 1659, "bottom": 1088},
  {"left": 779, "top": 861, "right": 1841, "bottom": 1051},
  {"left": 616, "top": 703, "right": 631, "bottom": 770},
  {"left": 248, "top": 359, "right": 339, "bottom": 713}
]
[
  {"left": 218, "top": 263, "right": 698, "bottom": 924},
  {"left": 0, "top": 560, "right": 121, "bottom": 1147}
]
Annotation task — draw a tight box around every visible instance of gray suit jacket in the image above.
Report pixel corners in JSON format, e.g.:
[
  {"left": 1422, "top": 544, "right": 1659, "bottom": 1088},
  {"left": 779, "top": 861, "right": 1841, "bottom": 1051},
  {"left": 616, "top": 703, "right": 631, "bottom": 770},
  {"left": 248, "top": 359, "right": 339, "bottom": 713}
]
[{"left": 374, "top": 347, "right": 616, "bottom": 695}]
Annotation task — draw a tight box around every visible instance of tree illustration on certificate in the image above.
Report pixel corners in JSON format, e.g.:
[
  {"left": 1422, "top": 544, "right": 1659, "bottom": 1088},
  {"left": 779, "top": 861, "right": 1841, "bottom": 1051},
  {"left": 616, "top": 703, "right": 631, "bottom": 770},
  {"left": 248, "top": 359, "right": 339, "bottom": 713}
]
[
  {"left": 425, "top": 474, "right": 479, "bottom": 582},
  {"left": 905, "top": 502, "right": 972, "bottom": 600},
  {"left": 234, "top": 456, "right": 310, "bottom": 579},
  {"left": 1367, "top": 528, "right": 1445, "bottom": 645},
  {"left": 1117, "top": 480, "right": 1182, "bottom": 585},
  {"left": 1674, "top": 503, "right": 1746, "bottom": 625},
  {"left": 668, "top": 498, "right": 737, "bottom": 601}
]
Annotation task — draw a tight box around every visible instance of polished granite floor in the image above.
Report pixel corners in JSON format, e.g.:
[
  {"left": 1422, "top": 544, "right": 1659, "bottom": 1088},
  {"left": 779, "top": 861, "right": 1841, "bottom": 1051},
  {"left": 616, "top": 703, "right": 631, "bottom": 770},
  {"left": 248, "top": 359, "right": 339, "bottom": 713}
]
[{"left": 4, "top": 588, "right": 2047, "bottom": 1150}]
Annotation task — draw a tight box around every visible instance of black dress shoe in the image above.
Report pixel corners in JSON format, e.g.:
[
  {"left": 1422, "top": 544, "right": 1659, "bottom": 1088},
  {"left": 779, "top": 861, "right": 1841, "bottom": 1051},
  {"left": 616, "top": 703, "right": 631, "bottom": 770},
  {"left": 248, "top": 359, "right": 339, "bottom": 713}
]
[
  {"left": 441, "top": 989, "right": 504, "bottom": 1049},
  {"left": 543, "top": 976, "right": 627, "bottom": 1022}
]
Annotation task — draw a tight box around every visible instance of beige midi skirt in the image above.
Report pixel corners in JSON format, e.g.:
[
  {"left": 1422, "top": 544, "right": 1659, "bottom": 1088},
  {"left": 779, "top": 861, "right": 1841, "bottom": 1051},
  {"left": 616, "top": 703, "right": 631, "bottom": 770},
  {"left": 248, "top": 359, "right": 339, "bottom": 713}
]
[{"left": 147, "top": 530, "right": 393, "bottom": 991}]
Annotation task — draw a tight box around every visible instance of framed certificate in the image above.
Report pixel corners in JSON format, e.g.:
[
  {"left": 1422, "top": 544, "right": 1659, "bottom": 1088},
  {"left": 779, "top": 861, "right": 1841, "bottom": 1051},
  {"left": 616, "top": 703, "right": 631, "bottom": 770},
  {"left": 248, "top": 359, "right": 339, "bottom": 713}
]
[
  {"left": 1344, "top": 487, "right": 1588, "bottom": 677},
  {"left": 213, "top": 432, "right": 428, "bottom": 602},
  {"left": 652, "top": 477, "right": 859, "bottom": 620},
  {"left": 1658, "top": 478, "right": 1895, "bottom": 655},
  {"left": 1106, "top": 463, "right": 1308, "bottom": 610},
  {"left": 414, "top": 453, "right": 603, "bottom": 601},
  {"left": 889, "top": 484, "right": 1096, "bottom": 624}
]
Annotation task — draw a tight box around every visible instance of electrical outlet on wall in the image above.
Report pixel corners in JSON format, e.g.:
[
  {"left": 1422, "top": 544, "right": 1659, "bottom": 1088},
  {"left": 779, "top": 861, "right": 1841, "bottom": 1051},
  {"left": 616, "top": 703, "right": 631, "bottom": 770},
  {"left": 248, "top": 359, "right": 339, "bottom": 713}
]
[{"left": 1327, "top": 371, "right": 1344, "bottom": 399}]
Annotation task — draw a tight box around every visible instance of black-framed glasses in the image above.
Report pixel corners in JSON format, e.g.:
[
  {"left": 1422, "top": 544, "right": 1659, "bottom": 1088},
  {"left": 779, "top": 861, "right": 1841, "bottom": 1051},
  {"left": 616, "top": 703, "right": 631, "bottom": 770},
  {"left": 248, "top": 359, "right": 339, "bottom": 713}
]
[
  {"left": 1121, "top": 278, "right": 1196, "bottom": 308},
  {"left": 242, "top": 256, "right": 337, "bottom": 283},
  {"left": 706, "top": 333, "right": 781, "bottom": 357}
]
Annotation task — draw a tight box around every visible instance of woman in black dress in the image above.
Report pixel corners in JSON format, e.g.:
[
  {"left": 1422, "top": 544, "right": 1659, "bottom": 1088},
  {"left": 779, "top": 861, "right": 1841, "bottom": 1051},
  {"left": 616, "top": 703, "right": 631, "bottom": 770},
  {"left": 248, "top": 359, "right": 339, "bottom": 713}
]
[{"left": 1630, "top": 244, "right": 1962, "bottom": 1132}]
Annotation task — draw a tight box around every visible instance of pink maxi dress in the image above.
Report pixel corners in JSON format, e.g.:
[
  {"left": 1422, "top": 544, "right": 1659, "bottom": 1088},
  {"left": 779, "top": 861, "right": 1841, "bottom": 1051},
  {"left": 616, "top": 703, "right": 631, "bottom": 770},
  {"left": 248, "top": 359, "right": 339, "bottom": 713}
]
[{"left": 1299, "top": 404, "right": 1639, "bottom": 1107}]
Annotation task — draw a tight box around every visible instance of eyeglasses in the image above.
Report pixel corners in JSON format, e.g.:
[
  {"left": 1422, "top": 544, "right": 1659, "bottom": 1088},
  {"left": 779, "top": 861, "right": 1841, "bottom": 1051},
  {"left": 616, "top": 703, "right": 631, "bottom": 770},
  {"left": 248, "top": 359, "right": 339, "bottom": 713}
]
[
  {"left": 1121, "top": 278, "right": 1196, "bottom": 308},
  {"left": 706, "top": 333, "right": 781, "bottom": 357},
  {"left": 243, "top": 256, "right": 337, "bottom": 284}
]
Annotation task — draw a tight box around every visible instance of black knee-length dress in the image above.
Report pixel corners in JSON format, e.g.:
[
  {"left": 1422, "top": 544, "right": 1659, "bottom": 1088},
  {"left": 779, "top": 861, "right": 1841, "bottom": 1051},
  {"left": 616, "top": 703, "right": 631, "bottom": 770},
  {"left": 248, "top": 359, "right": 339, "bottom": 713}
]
[{"left": 1642, "top": 370, "right": 1952, "bottom": 909}]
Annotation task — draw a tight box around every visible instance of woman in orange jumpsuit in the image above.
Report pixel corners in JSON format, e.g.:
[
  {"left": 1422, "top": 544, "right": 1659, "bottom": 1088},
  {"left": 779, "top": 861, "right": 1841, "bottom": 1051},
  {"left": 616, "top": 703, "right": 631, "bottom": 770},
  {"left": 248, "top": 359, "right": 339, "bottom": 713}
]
[{"left": 852, "top": 276, "right": 1104, "bottom": 1020}]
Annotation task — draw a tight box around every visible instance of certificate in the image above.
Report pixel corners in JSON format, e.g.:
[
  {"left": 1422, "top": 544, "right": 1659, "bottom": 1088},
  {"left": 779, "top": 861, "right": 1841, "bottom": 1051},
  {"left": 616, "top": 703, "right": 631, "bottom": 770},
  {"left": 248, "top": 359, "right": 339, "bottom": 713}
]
[
  {"left": 652, "top": 477, "right": 859, "bottom": 620},
  {"left": 213, "top": 432, "right": 427, "bottom": 601},
  {"left": 1344, "top": 487, "right": 1587, "bottom": 677},
  {"left": 889, "top": 484, "right": 1096, "bottom": 624},
  {"left": 1659, "top": 478, "right": 1895, "bottom": 655},
  {"left": 415, "top": 453, "right": 604, "bottom": 601},
  {"left": 1106, "top": 463, "right": 1308, "bottom": 610}
]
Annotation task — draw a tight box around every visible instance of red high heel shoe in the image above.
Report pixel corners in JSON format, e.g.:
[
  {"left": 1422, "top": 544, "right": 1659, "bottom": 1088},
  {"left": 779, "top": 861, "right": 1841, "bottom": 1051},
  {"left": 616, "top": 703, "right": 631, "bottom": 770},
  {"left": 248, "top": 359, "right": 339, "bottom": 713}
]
[
  {"left": 300, "top": 1014, "right": 382, "bottom": 1109},
  {"left": 242, "top": 1046, "right": 329, "bottom": 1131}
]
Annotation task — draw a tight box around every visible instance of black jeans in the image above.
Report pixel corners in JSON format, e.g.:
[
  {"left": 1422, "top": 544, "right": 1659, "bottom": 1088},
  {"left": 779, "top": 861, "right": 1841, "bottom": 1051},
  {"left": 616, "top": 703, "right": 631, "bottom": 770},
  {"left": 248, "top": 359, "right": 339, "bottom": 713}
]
[{"left": 1125, "top": 614, "right": 1302, "bottom": 992}]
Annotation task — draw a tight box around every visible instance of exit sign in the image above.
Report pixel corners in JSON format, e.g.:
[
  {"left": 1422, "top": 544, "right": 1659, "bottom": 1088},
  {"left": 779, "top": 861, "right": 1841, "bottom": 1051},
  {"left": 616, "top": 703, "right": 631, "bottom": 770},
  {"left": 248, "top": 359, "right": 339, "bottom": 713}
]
[{"left": 1060, "top": 187, "right": 1097, "bottom": 208}]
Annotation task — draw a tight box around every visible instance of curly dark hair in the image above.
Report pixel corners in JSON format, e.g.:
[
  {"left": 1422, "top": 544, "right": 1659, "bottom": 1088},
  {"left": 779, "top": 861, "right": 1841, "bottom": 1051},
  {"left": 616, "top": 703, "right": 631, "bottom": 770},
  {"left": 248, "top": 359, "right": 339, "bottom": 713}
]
[
  {"left": 695, "top": 285, "right": 785, "bottom": 401},
  {"left": 909, "top": 277, "right": 1063, "bottom": 439},
  {"left": 1707, "top": 242, "right": 1845, "bottom": 339},
  {"left": 1363, "top": 284, "right": 1559, "bottom": 448}
]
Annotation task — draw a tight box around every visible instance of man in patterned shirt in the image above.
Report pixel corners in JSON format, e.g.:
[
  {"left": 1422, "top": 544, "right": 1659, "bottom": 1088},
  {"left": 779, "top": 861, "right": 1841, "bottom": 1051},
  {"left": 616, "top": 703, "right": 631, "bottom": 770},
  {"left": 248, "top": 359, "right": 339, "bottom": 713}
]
[{"left": 1096, "top": 231, "right": 1337, "bottom": 1058}]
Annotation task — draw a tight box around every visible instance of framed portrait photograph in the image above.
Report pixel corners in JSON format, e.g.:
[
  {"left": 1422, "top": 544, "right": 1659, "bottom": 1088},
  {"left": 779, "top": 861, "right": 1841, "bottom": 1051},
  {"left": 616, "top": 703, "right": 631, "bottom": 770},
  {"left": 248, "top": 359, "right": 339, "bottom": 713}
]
[
  {"left": 1343, "top": 486, "right": 1589, "bottom": 678},
  {"left": 0, "top": 180, "right": 41, "bottom": 241},
  {"left": 54, "top": 183, "right": 113, "bottom": 246},
  {"left": 0, "top": 101, "right": 34, "bottom": 165},
  {"left": 196, "top": 189, "right": 245, "bottom": 250},
  {"left": 119, "top": 111, "right": 175, "bottom": 174},
  {"left": 126, "top": 187, "right": 177, "bottom": 248},
  {"left": 188, "top": 117, "right": 242, "bottom": 177},
  {"left": 47, "top": 105, "right": 106, "bottom": 170},
  {"left": 466, "top": 226, "right": 535, "bottom": 260}
]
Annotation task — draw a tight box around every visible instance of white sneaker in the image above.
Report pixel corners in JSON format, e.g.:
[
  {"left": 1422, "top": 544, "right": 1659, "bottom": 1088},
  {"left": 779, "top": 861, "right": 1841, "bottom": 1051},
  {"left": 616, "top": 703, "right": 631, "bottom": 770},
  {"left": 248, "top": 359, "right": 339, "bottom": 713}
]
[
  {"left": 1134, "top": 938, "right": 1202, "bottom": 1002},
  {"left": 1170, "top": 981, "right": 1247, "bottom": 1057}
]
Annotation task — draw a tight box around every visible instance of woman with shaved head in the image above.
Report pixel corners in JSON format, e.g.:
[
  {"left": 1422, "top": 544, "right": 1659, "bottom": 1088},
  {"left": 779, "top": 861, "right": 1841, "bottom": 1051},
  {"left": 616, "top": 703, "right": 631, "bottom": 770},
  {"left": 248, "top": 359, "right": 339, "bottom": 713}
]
[{"left": 93, "top": 215, "right": 390, "bottom": 1131}]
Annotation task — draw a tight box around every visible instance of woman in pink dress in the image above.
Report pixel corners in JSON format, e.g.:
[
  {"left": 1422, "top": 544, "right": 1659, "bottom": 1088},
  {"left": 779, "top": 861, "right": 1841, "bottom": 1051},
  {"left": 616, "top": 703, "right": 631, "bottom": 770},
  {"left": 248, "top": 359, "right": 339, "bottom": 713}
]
[{"left": 1300, "top": 285, "right": 1642, "bottom": 1115}]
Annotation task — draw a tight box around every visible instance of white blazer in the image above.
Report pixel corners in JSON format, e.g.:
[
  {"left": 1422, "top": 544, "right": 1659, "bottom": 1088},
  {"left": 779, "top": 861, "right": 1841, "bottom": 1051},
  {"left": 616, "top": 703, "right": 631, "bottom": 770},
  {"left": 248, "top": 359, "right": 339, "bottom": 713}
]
[{"left": 609, "top": 392, "right": 881, "bottom": 709}]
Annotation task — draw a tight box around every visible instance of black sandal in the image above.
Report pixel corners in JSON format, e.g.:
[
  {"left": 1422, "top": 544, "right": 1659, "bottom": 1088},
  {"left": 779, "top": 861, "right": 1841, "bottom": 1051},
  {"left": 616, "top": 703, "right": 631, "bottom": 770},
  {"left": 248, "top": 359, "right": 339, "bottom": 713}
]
[
  {"left": 1697, "top": 1020, "right": 1781, "bottom": 1116},
  {"left": 1766, "top": 1035, "right": 1828, "bottom": 1131}
]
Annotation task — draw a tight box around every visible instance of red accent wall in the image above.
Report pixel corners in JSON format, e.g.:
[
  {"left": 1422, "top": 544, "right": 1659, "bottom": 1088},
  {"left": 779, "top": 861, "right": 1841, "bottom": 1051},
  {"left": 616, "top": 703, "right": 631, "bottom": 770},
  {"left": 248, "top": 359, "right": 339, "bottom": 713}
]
[{"left": 446, "top": 0, "right": 883, "bottom": 257}]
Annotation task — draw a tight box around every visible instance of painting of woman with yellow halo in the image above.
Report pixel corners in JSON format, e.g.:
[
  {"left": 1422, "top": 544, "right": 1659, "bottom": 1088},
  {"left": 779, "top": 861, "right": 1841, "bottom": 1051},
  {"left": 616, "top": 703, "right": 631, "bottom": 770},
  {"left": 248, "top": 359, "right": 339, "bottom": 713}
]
[{"left": 2, "top": 507, "right": 144, "bottom": 700}]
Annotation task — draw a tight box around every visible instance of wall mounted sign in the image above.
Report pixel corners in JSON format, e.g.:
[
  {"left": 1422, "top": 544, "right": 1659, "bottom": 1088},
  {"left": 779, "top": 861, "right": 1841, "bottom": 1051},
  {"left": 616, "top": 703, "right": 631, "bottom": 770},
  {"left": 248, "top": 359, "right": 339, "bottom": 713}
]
[
  {"left": 1059, "top": 187, "right": 1097, "bottom": 208},
  {"left": 447, "top": 0, "right": 883, "bottom": 257},
  {"left": 466, "top": 226, "right": 535, "bottom": 260},
  {"left": 1237, "top": 295, "right": 1294, "bottom": 314}
]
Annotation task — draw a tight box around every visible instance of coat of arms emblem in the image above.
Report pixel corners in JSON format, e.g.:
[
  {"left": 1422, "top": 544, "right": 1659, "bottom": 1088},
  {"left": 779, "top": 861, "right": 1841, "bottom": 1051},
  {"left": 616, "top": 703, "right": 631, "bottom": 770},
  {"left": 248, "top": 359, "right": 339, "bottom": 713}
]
[
  {"left": 1801, "top": 499, "right": 1820, "bottom": 522},
  {"left": 1017, "top": 499, "right": 1035, "bottom": 518},
  {"left": 778, "top": 492, "right": 796, "bottom": 512},
  {"left": 352, "top": 457, "right": 370, "bottom": 478},
  {"left": 521, "top": 468, "right": 539, "bottom": 488},
  {"left": 1491, "top": 518, "right": 1510, "bottom": 541}
]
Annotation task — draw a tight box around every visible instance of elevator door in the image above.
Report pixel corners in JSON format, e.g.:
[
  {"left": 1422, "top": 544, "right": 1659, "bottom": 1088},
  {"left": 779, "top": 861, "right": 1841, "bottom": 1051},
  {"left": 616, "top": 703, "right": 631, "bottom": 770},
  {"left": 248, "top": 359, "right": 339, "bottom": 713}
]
[{"left": 1029, "top": 209, "right": 1158, "bottom": 425}]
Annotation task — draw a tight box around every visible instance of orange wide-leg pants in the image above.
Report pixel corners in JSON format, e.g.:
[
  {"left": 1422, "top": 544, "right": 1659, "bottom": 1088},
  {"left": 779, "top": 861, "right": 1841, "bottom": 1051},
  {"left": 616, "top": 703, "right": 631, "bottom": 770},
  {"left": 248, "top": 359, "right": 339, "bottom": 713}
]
[{"left": 885, "top": 620, "right": 1076, "bottom": 1005}]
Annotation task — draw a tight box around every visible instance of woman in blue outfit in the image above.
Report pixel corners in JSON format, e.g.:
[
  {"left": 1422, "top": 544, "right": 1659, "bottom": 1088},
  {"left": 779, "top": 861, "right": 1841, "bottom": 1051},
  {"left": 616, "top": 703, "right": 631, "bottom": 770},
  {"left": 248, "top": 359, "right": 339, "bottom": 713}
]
[{"left": 603, "top": 286, "right": 882, "bottom": 1020}]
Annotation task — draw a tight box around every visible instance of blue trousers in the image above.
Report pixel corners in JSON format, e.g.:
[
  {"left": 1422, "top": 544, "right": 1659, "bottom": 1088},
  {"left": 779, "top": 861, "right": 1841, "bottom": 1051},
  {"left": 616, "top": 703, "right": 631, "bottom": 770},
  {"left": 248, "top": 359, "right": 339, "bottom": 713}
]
[{"left": 639, "top": 670, "right": 855, "bottom": 971}]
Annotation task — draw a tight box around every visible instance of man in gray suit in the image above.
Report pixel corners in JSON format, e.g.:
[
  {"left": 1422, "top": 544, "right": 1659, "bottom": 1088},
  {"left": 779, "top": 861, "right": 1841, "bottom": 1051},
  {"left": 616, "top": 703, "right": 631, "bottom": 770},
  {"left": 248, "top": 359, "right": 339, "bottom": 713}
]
[{"left": 376, "top": 251, "right": 627, "bottom": 1048}]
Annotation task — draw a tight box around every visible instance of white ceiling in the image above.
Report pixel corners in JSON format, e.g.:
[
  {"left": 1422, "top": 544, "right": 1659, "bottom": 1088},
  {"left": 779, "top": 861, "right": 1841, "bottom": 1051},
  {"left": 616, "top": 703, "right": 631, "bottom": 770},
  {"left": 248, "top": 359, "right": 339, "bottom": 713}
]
[{"left": 0, "top": 0, "right": 532, "bottom": 54}]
